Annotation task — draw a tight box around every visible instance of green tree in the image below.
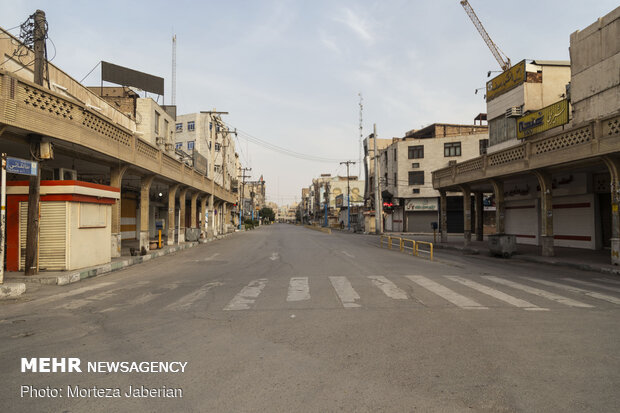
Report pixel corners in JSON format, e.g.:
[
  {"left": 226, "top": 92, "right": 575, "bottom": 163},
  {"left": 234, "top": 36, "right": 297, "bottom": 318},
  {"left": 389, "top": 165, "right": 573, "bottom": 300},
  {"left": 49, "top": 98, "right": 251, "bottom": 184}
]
[{"left": 259, "top": 207, "right": 275, "bottom": 223}]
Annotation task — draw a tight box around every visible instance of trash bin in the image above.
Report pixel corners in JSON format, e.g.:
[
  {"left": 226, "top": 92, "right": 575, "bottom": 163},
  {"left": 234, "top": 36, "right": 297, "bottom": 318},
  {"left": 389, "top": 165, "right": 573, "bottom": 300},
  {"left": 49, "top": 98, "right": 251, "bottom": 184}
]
[{"left": 488, "top": 234, "right": 516, "bottom": 258}]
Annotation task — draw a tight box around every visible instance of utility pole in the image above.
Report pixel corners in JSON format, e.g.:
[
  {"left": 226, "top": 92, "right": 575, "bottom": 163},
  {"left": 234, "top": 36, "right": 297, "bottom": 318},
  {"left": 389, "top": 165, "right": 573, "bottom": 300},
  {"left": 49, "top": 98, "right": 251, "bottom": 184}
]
[
  {"left": 373, "top": 124, "right": 382, "bottom": 235},
  {"left": 25, "top": 10, "right": 47, "bottom": 275},
  {"left": 239, "top": 167, "right": 251, "bottom": 229},
  {"left": 340, "top": 161, "right": 356, "bottom": 230}
]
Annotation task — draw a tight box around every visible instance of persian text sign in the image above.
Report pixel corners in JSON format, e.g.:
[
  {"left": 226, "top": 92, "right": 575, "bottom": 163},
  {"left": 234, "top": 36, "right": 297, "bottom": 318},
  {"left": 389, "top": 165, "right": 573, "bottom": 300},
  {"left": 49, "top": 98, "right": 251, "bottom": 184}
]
[
  {"left": 405, "top": 198, "right": 438, "bottom": 211},
  {"left": 517, "top": 99, "right": 569, "bottom": 139},
  {"left": 6, "top": 157, "right": 38, "bottom": 176},
  {"left": 486, "top": 60, "right": 526, "bottom": 102}
]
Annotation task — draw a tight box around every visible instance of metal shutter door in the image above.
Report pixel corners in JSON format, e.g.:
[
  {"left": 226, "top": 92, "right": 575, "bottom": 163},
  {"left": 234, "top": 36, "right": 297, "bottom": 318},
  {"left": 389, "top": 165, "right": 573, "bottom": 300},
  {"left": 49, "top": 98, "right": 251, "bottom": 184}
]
[{"left": 19, "top": 201, "right": 67, "bottom": 271}]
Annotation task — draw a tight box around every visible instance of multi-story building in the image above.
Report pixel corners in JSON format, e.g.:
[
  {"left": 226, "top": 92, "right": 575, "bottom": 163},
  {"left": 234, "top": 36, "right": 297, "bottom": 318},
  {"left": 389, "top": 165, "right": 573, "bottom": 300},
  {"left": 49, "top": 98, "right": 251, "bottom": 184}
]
[
  {"left": 432, "top": 6, "right": 620, "bottom": 262},
  {"left": 362, "top": 135, "right": 392, "bottom": 232},
  {"left": 379, "top": 124, "right": 488, "bottom": 232}
]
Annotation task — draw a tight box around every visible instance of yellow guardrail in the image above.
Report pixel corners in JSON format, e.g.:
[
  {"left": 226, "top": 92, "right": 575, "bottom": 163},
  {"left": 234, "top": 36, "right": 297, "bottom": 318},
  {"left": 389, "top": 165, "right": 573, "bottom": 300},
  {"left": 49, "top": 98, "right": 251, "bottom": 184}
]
[
  {"left": 415, "top": 241, "right": 434, "bottom": 261},
  {"left": 379, "top": 235, "right": 433, "bottom": 261}
]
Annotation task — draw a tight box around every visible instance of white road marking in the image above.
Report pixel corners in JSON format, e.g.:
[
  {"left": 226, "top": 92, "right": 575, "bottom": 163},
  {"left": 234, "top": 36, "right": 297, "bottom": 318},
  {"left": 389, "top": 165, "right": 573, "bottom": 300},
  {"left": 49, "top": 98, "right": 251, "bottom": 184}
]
[
  {"left": 329, "top": 276, "right": 361, "bottom": 308},
  {"left": 33, "top": 282, "right": 115, "bottom": 306},
  {"left": 195, "top": 253, "right": 220, "bottom": 262},
  {"left": 341, "top": 251, "right": 355, "bottom": 258},
  {"left": 406, "top": 275, "right": 487, "bottom": 309},
  {"left": 270, "top": 252, "right": 279, "bottom": 261},
  {"left": 525, "top": 278, "right": 620, "bottom": 305},
  {"left": 223, "top": 279, "right": 268, "bottom": 310},
  {"left": 101, "top": 283, "right": 180, "bottom": 312},
  {"left": 58, "top": 281, "right": 150, "bottom": 310},
  {"left": 287, "top": 277, "right": 310, "bottom": 302},
  {"left": 482, "top": 276, "right": 593, "bottom": 308},
  {"left": 564, "top": 278, "right": 620, "bottom": 293},
  {"left": 368, "top": 276, "right": 408, "bottom": 300},
  {"left": 165, "top": 282, "right": 223, "bottom": 311},
  {"left": 446, "top": 276, "right": 548, "bottom": 311},
  {"left": 594, "top": 278, "right": 620, "bottom": 286}
]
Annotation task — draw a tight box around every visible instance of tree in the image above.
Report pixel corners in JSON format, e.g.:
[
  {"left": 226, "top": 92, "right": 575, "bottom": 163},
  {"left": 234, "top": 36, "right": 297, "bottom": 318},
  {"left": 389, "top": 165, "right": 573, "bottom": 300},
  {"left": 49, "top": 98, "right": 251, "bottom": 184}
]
[{"left": 259, "top": 207, "right": 275, "bottom": 223}]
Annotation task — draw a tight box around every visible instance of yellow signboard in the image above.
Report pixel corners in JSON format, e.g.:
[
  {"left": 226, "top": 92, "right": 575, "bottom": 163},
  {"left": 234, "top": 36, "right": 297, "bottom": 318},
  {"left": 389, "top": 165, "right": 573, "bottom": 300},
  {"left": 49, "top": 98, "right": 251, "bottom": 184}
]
[
  {"left": 486, "top": 60, "right": 526, "bottom": 102},
  {"left": 516, "top": 99, "right": 569, "bottom": 139}
]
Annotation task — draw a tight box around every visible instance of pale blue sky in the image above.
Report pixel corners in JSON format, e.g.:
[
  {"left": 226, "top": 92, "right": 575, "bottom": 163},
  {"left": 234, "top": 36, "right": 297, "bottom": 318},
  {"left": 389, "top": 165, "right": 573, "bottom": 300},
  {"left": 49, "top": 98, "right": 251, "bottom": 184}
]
[{"left": 1, "top": 1, "right": 617, "bottom": 204}]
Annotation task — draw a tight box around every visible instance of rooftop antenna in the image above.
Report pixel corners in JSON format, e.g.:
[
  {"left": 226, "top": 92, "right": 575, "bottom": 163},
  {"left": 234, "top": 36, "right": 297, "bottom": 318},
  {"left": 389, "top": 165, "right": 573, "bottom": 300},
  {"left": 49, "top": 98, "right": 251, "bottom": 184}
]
[{"left": 171, "top": 34, "right": 177, "bottom": 105}]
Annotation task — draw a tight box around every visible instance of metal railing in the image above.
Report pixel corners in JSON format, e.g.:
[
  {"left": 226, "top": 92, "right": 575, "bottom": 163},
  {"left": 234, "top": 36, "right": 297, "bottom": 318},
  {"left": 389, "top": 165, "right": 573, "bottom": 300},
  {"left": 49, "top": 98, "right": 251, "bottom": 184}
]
[{"left": 379, "top": 235, "right": 433, "bottom": 261}]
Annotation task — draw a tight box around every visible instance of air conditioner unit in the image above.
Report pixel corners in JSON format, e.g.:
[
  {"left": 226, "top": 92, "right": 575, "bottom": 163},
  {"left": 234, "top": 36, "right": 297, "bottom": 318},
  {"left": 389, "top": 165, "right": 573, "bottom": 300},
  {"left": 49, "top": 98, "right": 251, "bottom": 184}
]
[
  {"left": 55, "top": 168, "right": 77, "bottom": 180},
  {"left": 505, "top": 107, "right": 522, "bottom": 118}
]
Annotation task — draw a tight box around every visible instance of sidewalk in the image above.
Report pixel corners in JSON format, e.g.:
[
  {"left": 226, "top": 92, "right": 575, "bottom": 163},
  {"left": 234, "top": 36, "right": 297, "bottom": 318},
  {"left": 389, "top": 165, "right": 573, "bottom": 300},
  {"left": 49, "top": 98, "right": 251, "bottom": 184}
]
[
  {"left": 386, "top": 232, "right": 620, "bottom": 277},
  {"left": 0, "top": 232, "right": 237, "bottom": 299}
]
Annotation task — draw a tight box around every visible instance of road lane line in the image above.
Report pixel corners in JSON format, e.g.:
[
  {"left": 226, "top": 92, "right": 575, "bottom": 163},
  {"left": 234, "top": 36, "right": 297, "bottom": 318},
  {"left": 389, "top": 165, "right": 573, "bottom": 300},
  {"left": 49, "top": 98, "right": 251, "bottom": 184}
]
[
  {"left": 563, "top": 278, "right": 620, "bottom": 294},
  {"left": 329, "top": 276, "right": 361, "bottom": 308},
  {"left": 406, "top": 276, "right": 487, "bottom": 309},
  {"left": 368, "top": 276, "right": 408, "bottom": 300},
  {"left": 446, "top": 276, "right": 548, "bottom": 311},
  {"left": 287, "top": 277, "right": 310, "bottom": 302},
  {"left": 33, "top": 282, "right": 115, "bottom": 306},
  {"left": 57, "top": 281, "right": 150, "bottom": 310},
  {"left": 482, "top": 276, "right": 593, "bottom": 308},
  {"left": 165, "top": 282, "right": 223, "bottom": 311},
  {"left": 195, "top": 253, "right": 220, "bottom": 262},
  {"left": 223, "top": 279, "right": 268, "bottom": 311},
  {"left": 525, "top": 278, "right": 620, "bottom": 305},
  {"left": 341, "top": 251, "right": 355, "bottom": 258}
]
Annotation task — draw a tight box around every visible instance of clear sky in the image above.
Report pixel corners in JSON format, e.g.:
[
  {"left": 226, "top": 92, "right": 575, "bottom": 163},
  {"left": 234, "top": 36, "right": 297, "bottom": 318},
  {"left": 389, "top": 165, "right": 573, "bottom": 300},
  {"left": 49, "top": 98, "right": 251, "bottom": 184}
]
[{"left": 1, "top": 1, "right": 618, "bottom": 206}]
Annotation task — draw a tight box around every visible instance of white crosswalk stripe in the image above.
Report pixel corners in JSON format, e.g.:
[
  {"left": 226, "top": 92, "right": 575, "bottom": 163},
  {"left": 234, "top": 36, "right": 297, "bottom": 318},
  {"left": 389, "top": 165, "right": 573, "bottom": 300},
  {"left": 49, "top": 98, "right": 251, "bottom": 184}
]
[
  {"left": 482, "top": 276, "right": 594, "bottom": 308},
  {"left": 34, "top": 282, "right": 115, "bottom": 306},
  {"left": 224, "top": 279, "right": 268, "bottom": 311},
  {"left": 445, "top": 276, "right": 548, "bottom": 311},
  {"left": 368, "top": 276, "right": 408, "bottom": 300},
  {"left": 329, "top": 276, "right": 361, "bottom": 308},
  {"left": 57, "top": 281, "right": 150, "bottom": 310},
  {"left": 102, "top": 283, "right": 181, "bottom": 313},
  {"left": 406, "top": 275, "right": 487, "bottom": 309},
  {"left": 525, "top": 278, "right": 620, "bottom": 305},
  {"left": 287, "top": 277, "right": 310, "bottom": 302},
  {"left": 567, "top": 278, "right": 620, "bottom": 293},
  {"left": 594, "top": 278, "right": 620, "bottom": 286},
  {"left": 166, "top": 282, "right": 223, "bottom": 311}
]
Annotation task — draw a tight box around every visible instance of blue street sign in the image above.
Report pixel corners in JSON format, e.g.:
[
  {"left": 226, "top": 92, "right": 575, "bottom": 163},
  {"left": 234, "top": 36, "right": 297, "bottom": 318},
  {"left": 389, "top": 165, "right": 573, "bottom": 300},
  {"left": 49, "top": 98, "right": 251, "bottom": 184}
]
[{"left": 6, "top": 157, "right": 38, "bottom": 176}]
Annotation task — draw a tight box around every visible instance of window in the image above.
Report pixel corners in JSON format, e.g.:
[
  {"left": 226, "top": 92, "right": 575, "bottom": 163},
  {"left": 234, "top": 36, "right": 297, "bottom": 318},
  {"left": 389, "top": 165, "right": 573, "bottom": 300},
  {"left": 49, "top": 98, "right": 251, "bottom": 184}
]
[
  {"left": 444, "top": 142, "right": 461, "bottom": 157},
  {"left": 175, "top": 142, "right": 182, "bottom": 150},
  {"left": 393, "top": 173, "right": 397, "bottom": 186},
  {"left": 187, "top": 121, "right": 195, "bottom": 131},
  {"left": 412, "top": 188, "right": 420, "bottom": 194},
  {"left": 188, "top": 141, "right": 195, "bottom": 151},
  {"left": 408, "top": 145, "right": 424, "bottom": 159},
  {"left": 393, "top": 148, "right": 397, "bottom": 160},
  {"left": 164, "top": 120, "right": 169, "bottom": 138},
  {"left": 175, "top": 123, "right": 183, "bottom": 132},
  {"left": 154, "top": 111, "right": 160, "bottom": 134},
  {"left": 411, "top": 162, "right": 420, "bottom": 168},
  {"left": 408, "top": 171, "right": 424, "bottom": 185},
  {"left": 215, "top": 143, "right": 221, "bottom": 152},
  {"left": 479, "top": 139, "right": 489, "bottom": 155}
]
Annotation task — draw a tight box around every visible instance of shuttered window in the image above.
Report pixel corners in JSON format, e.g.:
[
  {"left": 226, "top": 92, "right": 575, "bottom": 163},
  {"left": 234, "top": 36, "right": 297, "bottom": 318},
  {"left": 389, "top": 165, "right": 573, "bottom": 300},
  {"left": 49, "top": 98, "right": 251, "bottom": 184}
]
[{"left": 19, "top": 202, "right": 68, "bottom": 271}]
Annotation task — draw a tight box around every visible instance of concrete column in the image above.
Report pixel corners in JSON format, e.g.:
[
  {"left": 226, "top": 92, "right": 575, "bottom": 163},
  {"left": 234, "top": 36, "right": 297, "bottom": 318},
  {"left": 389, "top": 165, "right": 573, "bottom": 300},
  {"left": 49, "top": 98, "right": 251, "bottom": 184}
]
[
  {"left": 207, "top": 194, "right": 215, "bottom": 238},
  {"left": 533, "top": 171, "right": 554, "bottom": 257},
  {"left": 110, "top": 165, "right": 128, "bottom": 257},
  {"left": 602, "top": 156, "right": 620, "bottom": 264},
  {"left": 439, "top": 190, "right": 448, "bottom": 243},
  {"left": 139, "top": 175, "right": 155, "bottom": 253},
  {"left": 179, "top": 188, "right": 188, "bottom": 243},
  {"left": 474, "top": 191, "right": 484, "bottom": 241},
  {"left": 222, "top": 203, "right": 228, "bottom": 233},
  {"left": 190, "top": 192, "right": 198, "bottom": 228},
  {"left": 200, "top": 195, "right": 207, "bottom": 238},
  {"left": 460, "top": 185, "right": 471, "bottom": 246},
  {"left": 167, "top": 184, "right": 179, "bottom": 245},
  {"left": 490, "top": 179, "right": 505, "bottom": 234}
]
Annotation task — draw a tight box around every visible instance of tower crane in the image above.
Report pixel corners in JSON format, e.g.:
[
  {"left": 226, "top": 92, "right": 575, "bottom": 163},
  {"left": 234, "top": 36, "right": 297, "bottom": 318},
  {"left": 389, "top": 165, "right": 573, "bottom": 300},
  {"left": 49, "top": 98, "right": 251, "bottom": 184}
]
[{"left": 460, "top": 0, "right": 511, "bottom": 71}]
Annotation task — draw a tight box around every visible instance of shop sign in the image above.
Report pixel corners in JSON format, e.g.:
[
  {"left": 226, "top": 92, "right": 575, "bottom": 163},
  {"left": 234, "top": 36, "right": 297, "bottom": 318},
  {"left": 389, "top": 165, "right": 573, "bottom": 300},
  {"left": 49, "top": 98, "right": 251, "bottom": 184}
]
[
  {"left": 486, "top": 60, "right": 526, "bottom": 102},
  {"left": 516, "top": 99, "right": 569, "bottom": 139},
  {"left": 405, "top": 198, "right": 438, "bottom": 211}
]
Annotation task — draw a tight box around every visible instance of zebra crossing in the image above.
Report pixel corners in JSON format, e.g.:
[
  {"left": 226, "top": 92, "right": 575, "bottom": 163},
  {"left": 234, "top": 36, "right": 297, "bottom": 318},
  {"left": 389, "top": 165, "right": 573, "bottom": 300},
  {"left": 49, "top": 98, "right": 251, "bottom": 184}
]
[{"left": 44, "top": 274, "right": 620, "bottom": 314}]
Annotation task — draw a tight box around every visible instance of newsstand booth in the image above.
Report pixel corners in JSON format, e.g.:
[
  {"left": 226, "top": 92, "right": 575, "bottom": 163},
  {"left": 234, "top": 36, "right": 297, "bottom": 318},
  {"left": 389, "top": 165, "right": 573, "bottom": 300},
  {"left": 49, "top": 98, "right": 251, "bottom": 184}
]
[{"left": 6, "top": 180, "right": 120, "bottom": 271}]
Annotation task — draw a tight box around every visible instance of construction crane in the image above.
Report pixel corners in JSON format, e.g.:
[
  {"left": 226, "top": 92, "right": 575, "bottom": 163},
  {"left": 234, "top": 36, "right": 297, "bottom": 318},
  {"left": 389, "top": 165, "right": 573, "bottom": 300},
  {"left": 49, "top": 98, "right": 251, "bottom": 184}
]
[{"left": 460, "top": 0, "right": 511, "bottom": 71}]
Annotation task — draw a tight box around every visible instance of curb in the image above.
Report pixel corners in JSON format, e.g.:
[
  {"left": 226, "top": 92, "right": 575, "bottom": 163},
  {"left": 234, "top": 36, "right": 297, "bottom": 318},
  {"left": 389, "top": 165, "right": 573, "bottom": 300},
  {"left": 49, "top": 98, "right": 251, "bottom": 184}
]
[
  {"left": 5, "top": 233, "right": 235, "bottom": 287},
  {"left": 0, "top": 282, "right": 27, "bottom": 299}
]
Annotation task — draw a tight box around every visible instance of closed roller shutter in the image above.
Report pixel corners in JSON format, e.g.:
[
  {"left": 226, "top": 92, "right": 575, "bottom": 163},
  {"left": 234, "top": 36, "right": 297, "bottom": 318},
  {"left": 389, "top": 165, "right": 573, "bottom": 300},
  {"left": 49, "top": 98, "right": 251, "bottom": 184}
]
[
  {"left": 19, "top": 201, "right": 67, "bottom": 271},
  {"left": 406, "top": 211, "right": 438, "bottom": 232}
]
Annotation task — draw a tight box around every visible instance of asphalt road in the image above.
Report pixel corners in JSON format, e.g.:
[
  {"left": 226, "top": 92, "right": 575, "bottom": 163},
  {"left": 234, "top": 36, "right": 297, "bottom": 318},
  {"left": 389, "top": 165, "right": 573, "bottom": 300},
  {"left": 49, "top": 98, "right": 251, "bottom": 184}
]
[{"left": 1, "top": 224, "right": 619, "bottom": 412}]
